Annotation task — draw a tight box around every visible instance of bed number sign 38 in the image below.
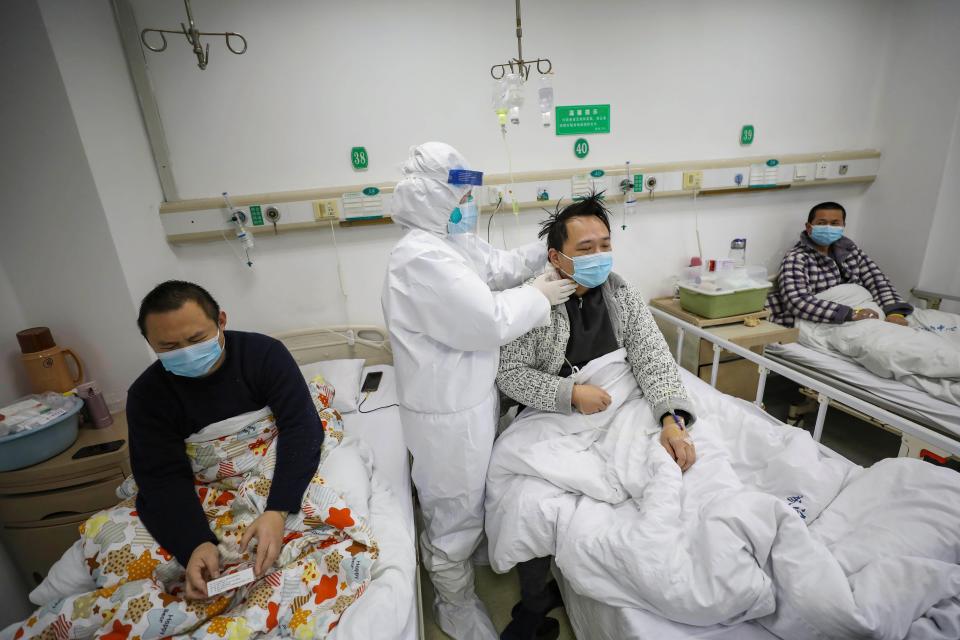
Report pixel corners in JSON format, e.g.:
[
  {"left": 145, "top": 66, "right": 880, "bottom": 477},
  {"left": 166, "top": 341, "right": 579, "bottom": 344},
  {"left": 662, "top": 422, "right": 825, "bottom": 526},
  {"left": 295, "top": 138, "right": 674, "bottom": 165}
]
[{"left": 351, "top": 147, "right": 369, "bottom": 170}]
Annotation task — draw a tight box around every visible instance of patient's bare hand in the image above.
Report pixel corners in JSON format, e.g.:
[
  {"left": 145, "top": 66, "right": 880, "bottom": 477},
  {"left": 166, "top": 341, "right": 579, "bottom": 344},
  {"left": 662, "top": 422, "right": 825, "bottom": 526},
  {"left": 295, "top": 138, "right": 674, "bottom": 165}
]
[
  {"left": 572, "top": 384, "right": 611, "bottom": 414},
  {"left": 241, "top": 510, "right": 285, "bottom": 576},
  {"left": 660, "top": 422, "right": 696, "bottom": 472},
  {"left": 885, "top": 315, "right": 909, "bottom": 326},
  {"left": 851, "top": 309, "right": 879, "bottom": 321},
  {"left": 185, "top": 541, "right": 220, "bottom": 600}
]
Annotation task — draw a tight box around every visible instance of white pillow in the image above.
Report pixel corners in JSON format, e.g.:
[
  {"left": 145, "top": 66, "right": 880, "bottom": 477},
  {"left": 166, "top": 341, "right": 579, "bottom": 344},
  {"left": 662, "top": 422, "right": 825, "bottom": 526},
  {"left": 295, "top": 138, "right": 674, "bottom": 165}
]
[{"left": 298, "top": 358, "right": 365, "bottom": 413}]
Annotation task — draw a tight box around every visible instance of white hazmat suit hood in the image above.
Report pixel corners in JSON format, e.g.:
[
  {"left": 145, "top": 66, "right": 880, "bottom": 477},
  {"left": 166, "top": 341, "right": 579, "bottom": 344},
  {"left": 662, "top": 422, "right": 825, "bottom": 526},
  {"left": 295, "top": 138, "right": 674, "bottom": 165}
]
[
  {"left": 392, "top": 141, "right": 472, "bottom": 236},
  {"left": 382, "top": 143, "right": 552, "bottom": 639}
]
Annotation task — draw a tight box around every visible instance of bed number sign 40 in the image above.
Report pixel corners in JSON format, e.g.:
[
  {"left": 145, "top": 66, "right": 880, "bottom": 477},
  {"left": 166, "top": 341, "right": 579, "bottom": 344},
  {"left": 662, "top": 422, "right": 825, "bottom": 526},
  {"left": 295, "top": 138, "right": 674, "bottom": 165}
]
[{"left": 574, "top": 138, "right": 590, "bottom": 159}]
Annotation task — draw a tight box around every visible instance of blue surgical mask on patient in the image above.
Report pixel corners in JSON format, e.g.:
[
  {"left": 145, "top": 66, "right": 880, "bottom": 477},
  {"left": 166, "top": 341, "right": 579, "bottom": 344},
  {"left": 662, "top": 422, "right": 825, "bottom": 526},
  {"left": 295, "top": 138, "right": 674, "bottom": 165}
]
[
  {"left": 448, "top": 197, "right": 478, "bottom": 235},
  {"left": 158, "top": 330, "right": 223, "bottom": 377},
  {"left": 809, "top": 225, "right": 844, "bottom": 246},
  {"left": 559, "top": 251, "right": 614, "bottom": 288}
]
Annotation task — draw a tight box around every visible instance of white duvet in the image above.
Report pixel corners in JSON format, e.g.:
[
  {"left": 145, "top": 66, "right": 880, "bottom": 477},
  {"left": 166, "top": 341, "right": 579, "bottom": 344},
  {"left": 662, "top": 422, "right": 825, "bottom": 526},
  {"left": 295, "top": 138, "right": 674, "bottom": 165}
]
[
  {"left": 797, "top": 284, "right": 960, "bottom": 404},
  {"left": 485, "top": 349, "right": 960, "bottom": 639}
]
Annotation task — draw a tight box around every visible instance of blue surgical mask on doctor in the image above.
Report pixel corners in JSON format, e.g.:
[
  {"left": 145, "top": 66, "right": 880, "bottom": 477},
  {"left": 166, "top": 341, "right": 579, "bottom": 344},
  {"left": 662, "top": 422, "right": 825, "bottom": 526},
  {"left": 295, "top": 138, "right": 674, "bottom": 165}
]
[
  {"left": 559, "top": 251, "right": 614, "bottom": 288},
  {"left": 158, "top": 329, "right": 223, "bottom": 377},
  {"left": 809, "top": 225, "right": 844, "bottom": 246},
  {"left": 448, "top": 196, "right": 478, "bottom": 235}
]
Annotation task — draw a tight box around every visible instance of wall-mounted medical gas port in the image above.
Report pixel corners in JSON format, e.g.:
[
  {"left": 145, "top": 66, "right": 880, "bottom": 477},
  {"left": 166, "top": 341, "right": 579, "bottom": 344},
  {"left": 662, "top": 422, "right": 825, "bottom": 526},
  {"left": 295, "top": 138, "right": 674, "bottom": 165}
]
[
  {"left": 645, "top": 176, "right": 658, "bottom": 191},
  {"left": 265, "top": 206, "right": 281, "bottom": 222}
]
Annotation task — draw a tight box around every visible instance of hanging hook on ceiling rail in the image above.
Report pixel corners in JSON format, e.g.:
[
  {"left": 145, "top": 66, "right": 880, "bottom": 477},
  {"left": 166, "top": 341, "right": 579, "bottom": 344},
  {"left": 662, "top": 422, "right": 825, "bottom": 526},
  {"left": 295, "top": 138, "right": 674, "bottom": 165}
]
[
  {"left": 140, "top": 0, "right": 247, "bottom": 70},
  {"left": 489, "top": 0, "right": 552, "bottom": 80}
]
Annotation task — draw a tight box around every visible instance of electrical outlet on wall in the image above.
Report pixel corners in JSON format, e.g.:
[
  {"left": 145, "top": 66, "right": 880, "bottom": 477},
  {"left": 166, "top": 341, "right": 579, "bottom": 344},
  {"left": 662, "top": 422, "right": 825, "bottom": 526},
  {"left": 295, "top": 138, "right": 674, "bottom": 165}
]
[
  {"left": 313, "top": 199, "right": 340, "bottom": 221},
  {"left": 815, "top": 162, "right": 829, "bottom": 179},
  {"left": 682, "top": 170, "right": 703, "bottom": 190},
  {"left": 487, "top": 185, "right": 506, "bottom": 206}
]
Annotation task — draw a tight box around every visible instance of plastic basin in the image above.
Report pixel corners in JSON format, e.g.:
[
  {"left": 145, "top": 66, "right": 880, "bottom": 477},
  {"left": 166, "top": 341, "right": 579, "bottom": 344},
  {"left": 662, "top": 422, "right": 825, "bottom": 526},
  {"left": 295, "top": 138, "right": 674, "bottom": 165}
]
[
  {"left": 0, "top": 397, "right": 83, "bottom": 471},
  {"left": 679, "top": 283, "right": 772, "bottom": 319}
]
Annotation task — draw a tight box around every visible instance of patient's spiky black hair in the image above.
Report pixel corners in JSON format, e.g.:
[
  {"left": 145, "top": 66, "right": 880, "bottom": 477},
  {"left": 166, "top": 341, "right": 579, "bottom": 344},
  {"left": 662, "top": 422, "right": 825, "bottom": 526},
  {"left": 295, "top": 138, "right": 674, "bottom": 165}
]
[{"left": 537, "top": 192, "right": 611, "bottom": 251}]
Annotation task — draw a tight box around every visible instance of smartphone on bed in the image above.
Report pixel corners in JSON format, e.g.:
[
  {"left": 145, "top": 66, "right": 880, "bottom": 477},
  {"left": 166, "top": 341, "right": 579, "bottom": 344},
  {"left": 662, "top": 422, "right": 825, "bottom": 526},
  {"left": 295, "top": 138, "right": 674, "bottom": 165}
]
[{"left": 361, "top": 371, "right": 383, "bottom": 393}]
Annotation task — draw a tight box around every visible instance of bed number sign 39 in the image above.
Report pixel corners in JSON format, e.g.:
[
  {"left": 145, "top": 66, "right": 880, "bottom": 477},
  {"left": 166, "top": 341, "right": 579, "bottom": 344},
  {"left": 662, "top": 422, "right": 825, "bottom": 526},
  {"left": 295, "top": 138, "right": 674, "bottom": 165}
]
[{"left": 351, "top": 147, "right": 369, "bottom": 170}]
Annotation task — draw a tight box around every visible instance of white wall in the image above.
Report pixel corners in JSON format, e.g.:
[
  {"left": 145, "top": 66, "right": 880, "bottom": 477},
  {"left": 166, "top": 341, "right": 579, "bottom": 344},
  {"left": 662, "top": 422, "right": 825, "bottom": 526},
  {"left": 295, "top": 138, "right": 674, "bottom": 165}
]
[
  {"left": 0, "top": 266, "right": 29, "bottom": 407},
  {"left": 859, "top": 0, "right": 960, "bottom": 297},
  {"left": 18, "top": 0, "right": 960, "bottom": 371},
  {"left": 0, "top": 0, "right": 151, "bottom": 408},
  {"left": 919, "top": 100, "right": 960, "bottom": 314},
  {"left": 38, "top": 0, "right": 183, "bottom": 307},
  {"left": 128, "top": 0, "right": 891, "bottom": 196},
  {"left": 31, "top": 0, "right": 887, "bottom": 333}
]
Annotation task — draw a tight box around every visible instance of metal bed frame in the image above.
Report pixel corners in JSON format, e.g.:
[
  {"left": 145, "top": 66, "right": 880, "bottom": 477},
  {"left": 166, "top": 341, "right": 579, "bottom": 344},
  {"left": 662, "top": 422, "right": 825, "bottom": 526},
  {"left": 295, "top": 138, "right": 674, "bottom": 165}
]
[{"left": 651, "top": 308, "right": 960, "bottom": 460}]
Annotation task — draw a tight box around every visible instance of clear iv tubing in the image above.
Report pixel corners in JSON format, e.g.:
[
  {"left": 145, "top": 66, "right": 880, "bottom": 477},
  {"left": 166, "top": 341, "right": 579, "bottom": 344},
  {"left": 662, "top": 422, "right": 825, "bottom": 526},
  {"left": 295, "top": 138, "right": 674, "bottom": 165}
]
[
  {"left": 328, "top": 219, "right": 347, "bottom": 299},
  {"left": 694, "top": 187, "right": 703, "bottom": 259},
  {"left": 500, "top": 128, "right": 520, "bottom": 219},
  {"left": 222, "top": 191, "right": 253, "bottom": 267}
]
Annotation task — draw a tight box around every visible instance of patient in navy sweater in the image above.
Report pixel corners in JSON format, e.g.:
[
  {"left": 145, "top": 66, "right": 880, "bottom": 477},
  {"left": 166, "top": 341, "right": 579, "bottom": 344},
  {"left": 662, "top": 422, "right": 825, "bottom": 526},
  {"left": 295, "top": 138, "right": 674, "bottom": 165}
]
[{"left": 126, "top": 280, "right": 323, "bottom": 600}]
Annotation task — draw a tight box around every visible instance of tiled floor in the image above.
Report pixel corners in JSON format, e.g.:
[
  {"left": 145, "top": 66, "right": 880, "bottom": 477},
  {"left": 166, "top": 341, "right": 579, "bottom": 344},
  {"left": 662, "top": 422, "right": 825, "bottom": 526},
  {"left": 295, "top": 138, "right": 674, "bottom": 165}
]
[{"left": 420, "top": 563, "right": 575, "bottom": 640}]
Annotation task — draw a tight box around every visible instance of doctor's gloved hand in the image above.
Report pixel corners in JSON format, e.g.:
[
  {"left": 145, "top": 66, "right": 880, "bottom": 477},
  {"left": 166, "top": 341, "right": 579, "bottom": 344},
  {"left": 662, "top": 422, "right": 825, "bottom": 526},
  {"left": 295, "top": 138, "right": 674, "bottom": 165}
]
[
  {"left": 185, "top": 541, "right": 220, "bottom": 600},
  {"left": 572, "top": 384, "right": 611, "bottom": 414},
  {"left": 531, "top": 272, "right": 577, "bottom": 306},
  {"left": 885, "top": 314, "right": 909, "bottom": 326}
]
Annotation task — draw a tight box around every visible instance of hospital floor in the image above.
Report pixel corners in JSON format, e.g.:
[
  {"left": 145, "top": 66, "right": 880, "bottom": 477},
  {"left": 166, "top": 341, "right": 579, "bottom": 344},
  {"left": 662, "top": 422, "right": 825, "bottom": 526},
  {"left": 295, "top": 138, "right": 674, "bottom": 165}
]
[
  {"left": 762, "top": 372, "right": 902, "bottom": 466},
  {"left": 419, "top": 562, "right": 576, "bottom": 640}
]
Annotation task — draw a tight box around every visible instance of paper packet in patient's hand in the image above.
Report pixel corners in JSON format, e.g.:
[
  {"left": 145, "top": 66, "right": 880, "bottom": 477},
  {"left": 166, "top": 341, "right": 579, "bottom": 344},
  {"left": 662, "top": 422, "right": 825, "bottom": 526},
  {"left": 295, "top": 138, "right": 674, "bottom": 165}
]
[{"left": 206, "top": 563, "right": 255, "bottom": 597}]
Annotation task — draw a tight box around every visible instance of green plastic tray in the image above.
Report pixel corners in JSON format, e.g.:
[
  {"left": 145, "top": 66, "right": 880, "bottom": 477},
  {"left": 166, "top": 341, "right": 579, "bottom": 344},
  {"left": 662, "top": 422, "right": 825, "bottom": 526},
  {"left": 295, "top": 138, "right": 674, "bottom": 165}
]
[{"left": 678, "top": 284, "right": 771, "bottom": 319}]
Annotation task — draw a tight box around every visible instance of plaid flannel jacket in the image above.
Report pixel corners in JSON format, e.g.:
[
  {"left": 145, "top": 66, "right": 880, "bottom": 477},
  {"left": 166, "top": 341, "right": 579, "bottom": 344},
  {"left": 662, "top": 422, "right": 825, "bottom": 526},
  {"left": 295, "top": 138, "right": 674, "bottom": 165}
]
[{"left": 767, "top": 232, "right": 912, "bottom": 327}]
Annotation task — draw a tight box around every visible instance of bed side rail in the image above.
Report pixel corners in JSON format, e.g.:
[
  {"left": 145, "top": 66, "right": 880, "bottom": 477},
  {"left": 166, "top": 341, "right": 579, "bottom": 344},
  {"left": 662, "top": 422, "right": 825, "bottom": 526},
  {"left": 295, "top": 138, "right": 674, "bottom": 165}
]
[
  {"left": 911, "top": 288, "right": 960, "bottom": 310},
  {"left": 650, "top": 307, "right": 960, "bottom": 458}
]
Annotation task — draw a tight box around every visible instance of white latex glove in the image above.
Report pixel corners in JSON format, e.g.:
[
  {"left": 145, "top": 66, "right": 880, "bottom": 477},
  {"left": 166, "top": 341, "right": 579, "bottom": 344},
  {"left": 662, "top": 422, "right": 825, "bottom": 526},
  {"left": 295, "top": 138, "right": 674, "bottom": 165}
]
[{"left": 531, "top": 272, "right": 577, "bottom": 306}]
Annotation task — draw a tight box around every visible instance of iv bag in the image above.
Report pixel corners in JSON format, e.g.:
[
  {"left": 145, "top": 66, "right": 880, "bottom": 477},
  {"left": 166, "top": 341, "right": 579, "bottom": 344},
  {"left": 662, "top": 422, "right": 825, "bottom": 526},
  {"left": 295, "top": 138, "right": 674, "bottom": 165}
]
[
  {"left": 538, "top": 75, "right": 554, "bottom": 127},
  {"left": 503, "top": 73, "right": 524, "bottom": 125}
]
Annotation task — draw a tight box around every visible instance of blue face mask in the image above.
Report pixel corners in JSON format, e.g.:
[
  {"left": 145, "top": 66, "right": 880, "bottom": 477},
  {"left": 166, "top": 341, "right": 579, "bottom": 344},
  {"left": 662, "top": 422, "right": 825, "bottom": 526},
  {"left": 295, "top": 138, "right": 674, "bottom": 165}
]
[
  {"left": 157, "top": 330, "right": 223, "bottom": 378},
  {"left": 809, "top": 225, "right": 844, "bottom": 246},
  {"left": 560, "top": 251, "right": 614, "bottom": 288},
  {"left": 448, "top": 197, "right": 478, "bottom": 235}
]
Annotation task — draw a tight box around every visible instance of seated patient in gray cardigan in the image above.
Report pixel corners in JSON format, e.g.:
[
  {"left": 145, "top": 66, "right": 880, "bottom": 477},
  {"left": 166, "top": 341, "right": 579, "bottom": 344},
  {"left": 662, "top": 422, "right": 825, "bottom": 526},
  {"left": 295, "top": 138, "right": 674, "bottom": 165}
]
[{"left": 494, "top": 194, "right": 699, "bottom": 640}]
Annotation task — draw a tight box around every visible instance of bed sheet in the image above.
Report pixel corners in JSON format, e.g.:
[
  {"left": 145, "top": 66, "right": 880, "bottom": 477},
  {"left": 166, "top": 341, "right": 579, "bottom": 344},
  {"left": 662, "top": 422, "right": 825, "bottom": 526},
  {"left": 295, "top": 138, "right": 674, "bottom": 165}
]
[
  {"left": 557, "top": 568, "right": 778, "bottom": 640},
  {"left": 766, "top": 342, "right": 960, "bottom": 437},
  {"left": 339, "top": 364, "right": 418, "bottom": 640},
  {"left": 340, "top": 365, "right": 412, "bottom": 529}
]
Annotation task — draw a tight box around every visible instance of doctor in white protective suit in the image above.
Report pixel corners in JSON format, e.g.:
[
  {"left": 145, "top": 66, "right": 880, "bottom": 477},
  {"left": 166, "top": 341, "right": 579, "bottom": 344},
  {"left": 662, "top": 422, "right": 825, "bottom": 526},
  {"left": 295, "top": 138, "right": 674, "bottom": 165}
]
[{"left": 382, "top": 142, "right": 575, "bottom": 639}]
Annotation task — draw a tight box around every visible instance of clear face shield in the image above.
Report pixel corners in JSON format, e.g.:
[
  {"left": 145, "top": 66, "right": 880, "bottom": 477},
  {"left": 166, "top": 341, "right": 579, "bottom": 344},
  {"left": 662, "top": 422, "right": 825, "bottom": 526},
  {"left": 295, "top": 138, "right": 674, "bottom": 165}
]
[
  {"left": 446, "top": 168, "right": 484, "bottom": 236},
  {"left": 448, "top": 194, "right": 479, "bottom": 235}
]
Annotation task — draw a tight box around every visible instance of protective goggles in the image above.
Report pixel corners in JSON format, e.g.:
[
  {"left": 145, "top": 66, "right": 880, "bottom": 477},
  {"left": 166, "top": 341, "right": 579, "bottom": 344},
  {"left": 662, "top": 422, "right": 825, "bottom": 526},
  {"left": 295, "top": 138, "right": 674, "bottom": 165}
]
[{"left": 447, "top": 169, "right": 484, "bottom": 186}]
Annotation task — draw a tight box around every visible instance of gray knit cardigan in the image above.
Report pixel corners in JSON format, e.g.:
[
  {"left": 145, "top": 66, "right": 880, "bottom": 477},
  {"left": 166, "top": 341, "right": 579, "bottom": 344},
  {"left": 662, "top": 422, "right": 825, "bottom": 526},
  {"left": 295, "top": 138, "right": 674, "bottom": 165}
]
[{"left": 497, "top": 272, "right": 697, "bottom": 425}]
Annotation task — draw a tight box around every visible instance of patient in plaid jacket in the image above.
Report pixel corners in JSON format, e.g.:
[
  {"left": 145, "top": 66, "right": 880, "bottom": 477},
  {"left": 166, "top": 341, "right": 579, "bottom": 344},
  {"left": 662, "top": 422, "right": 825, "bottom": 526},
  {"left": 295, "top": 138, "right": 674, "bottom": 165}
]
[{"left": 767, "top": 201, "right": 914, "bottom": 328}]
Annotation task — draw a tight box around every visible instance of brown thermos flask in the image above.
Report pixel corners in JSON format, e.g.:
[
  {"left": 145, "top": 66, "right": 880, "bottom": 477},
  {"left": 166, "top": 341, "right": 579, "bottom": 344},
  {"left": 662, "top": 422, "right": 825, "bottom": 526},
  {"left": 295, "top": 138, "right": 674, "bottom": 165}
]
[
  {"left": 17, "top": 327, "right": 85, "bottom": 393},
  {"left": 76, "top": 381, "right": 113, "bottom": 428}
]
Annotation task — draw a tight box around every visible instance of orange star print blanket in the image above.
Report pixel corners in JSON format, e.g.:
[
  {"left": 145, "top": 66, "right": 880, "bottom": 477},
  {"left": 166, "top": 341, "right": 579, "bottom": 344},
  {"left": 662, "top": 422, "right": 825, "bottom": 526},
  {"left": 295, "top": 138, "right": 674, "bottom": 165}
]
[{"left": 13, "top": 379, "right": 376, "bottom": 640}]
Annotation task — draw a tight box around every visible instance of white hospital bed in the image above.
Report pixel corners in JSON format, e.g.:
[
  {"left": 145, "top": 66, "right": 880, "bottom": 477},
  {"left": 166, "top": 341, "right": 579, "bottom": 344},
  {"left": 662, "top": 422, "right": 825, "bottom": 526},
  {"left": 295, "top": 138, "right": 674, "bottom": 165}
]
[
  {"left": 765, "top": 342, "right": 960, "bottom": 456},
  {"left": 273, "top": 325, "right": 423, "bottom": 640},
  {"left": 549, "top": 310, "right": 960, "bottom": 639},
  {"left": 1, "top": 325, "right": 421, "bottom": 640},
  {"left": 761, "top": 287, "right": 960, "bottom": 466}
]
